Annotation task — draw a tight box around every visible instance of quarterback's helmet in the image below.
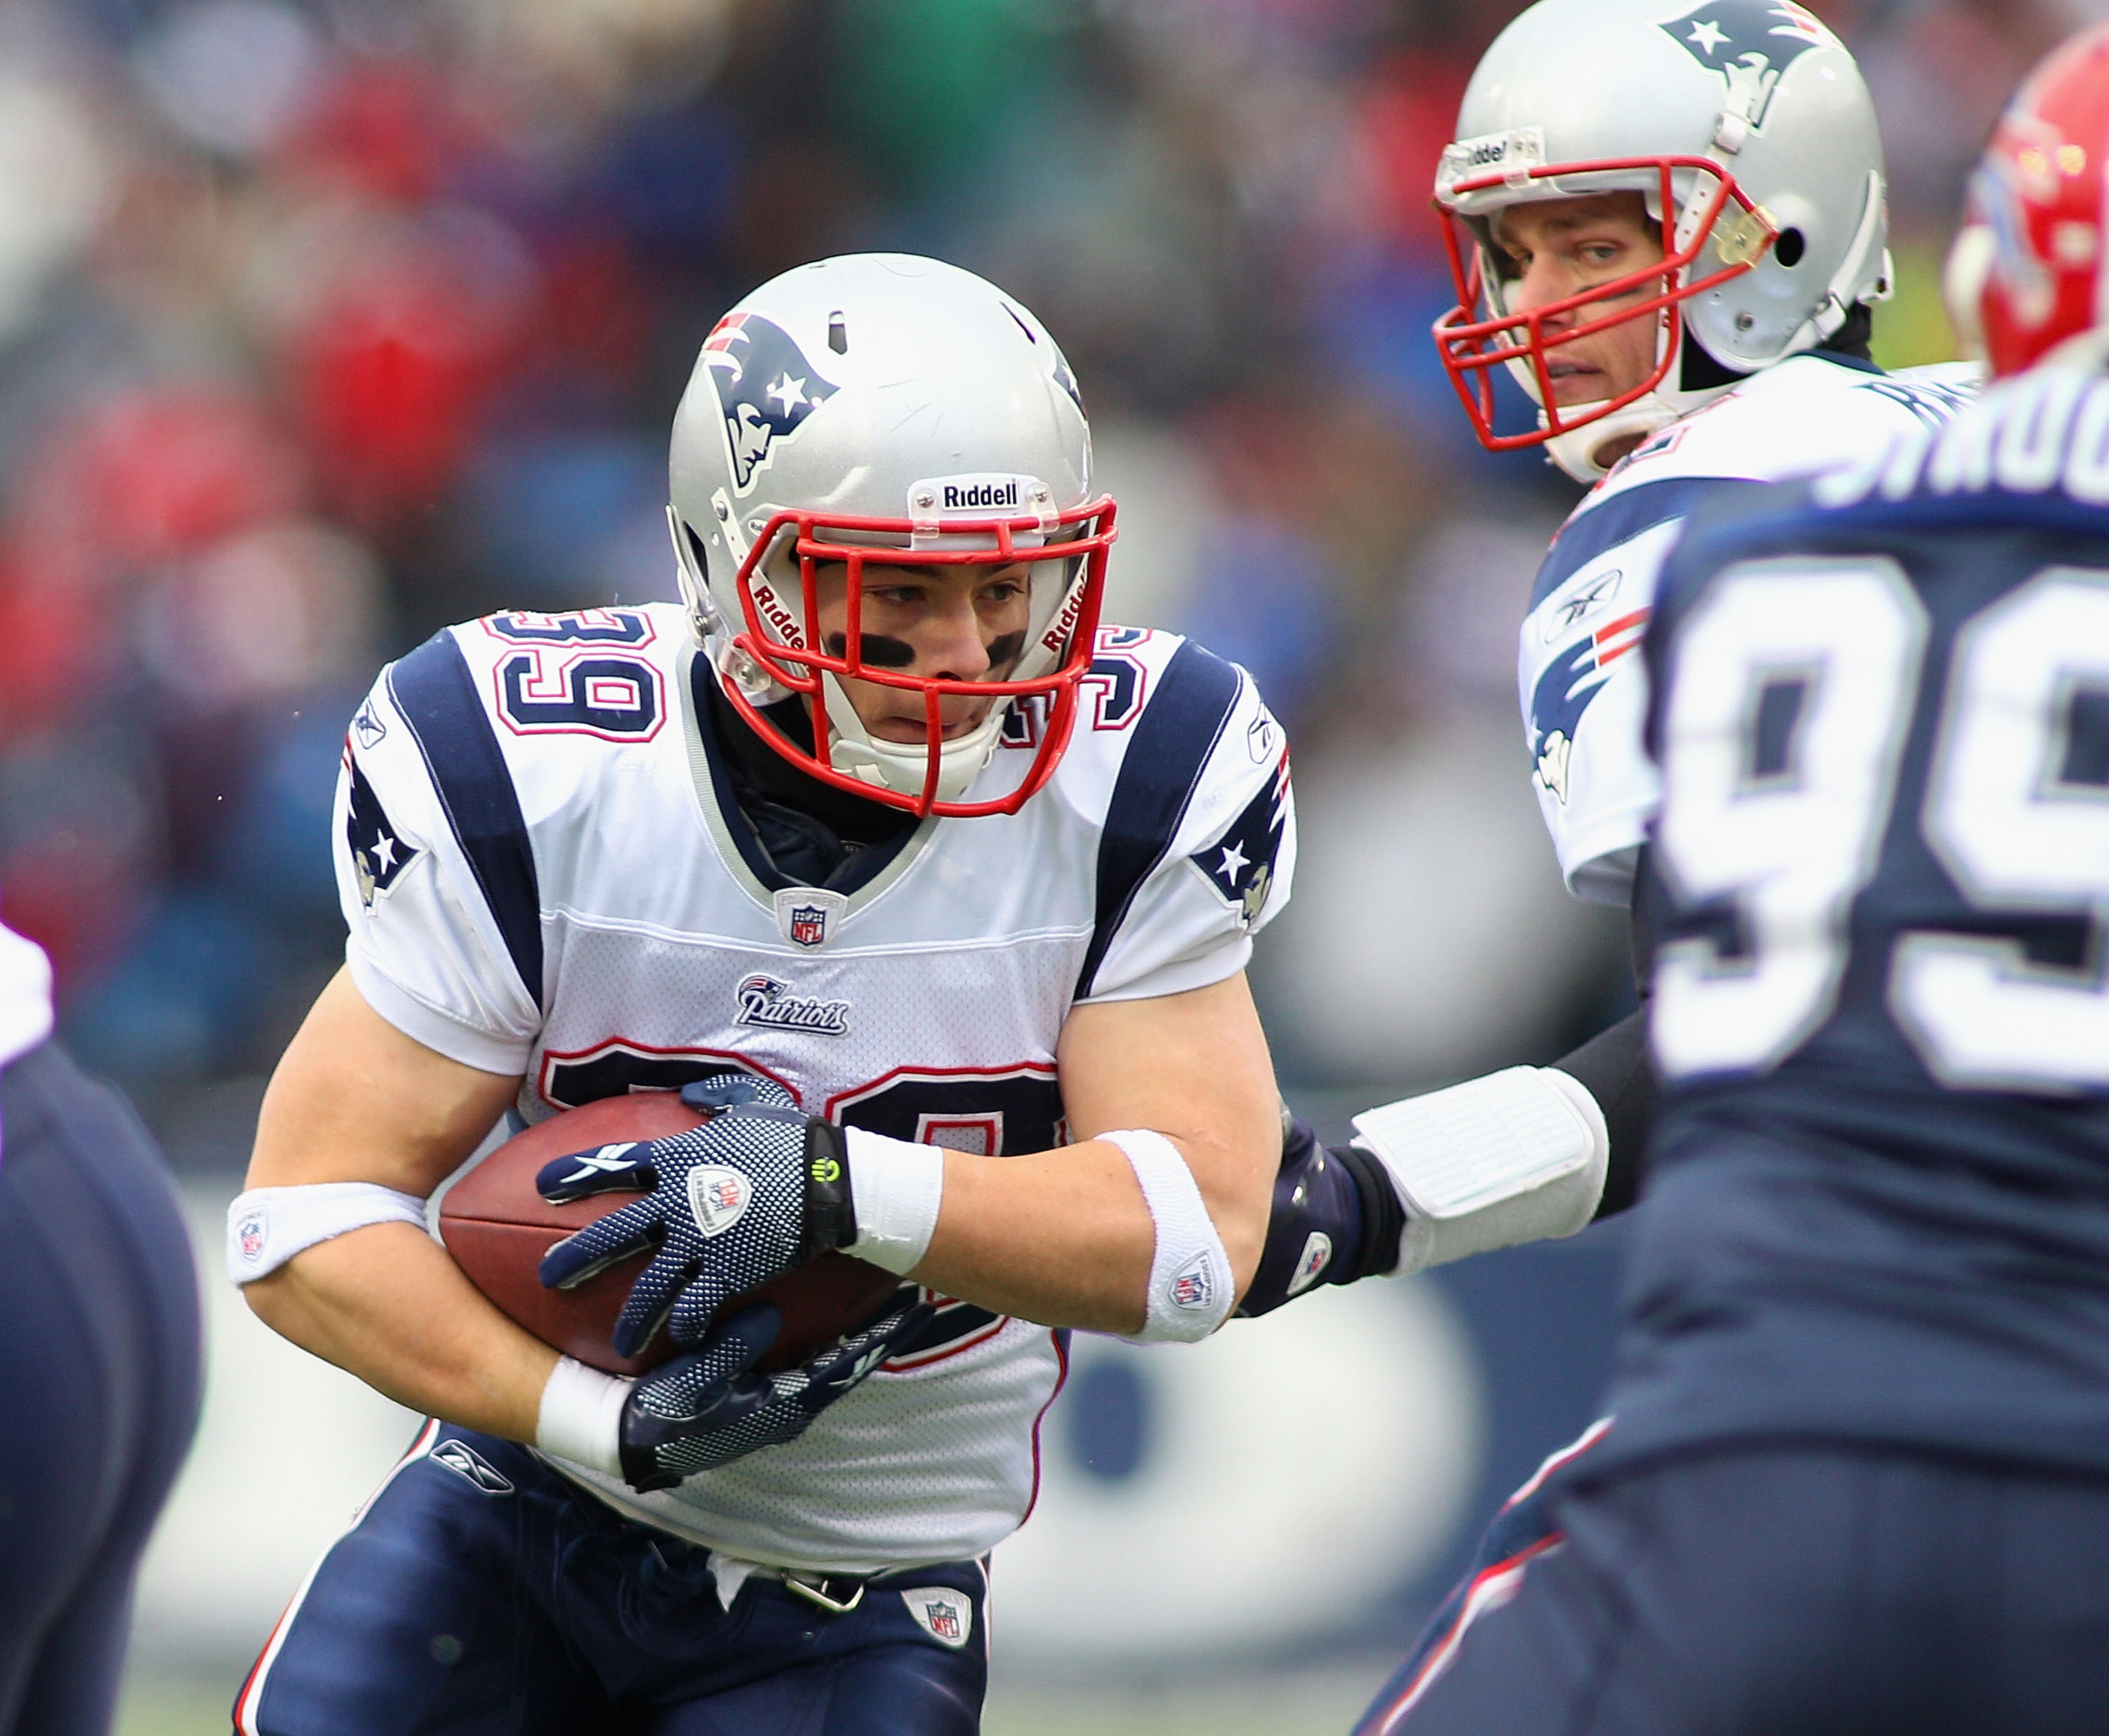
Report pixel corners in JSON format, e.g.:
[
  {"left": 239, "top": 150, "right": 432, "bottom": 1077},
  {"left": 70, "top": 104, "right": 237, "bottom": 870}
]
[
  {"left": 1946, "top": 25, "right": 2109, "bottom": 381},
  {"left": 1433, "top": 0, "right": 1892, "bottom": 480},
  {"left": 667, "top": 254, "right": 1117, "bottom": 817}
]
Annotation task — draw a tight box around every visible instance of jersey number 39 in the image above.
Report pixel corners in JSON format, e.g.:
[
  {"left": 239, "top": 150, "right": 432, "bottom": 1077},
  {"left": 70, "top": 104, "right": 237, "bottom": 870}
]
[{"left": 1653, "top": 560, "right": 2109, "bottom": 1092}]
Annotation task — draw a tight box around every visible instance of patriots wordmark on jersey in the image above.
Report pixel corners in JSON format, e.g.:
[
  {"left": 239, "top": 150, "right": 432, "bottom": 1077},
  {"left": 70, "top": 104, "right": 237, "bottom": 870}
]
[
  {"left": 1517, "top": 353, "right": 1979, "bottom": 906},
  {"left": 333, "top": 603, "right": 1294, "bottom": 1573},
  {"left": 1606, "top": 367, "right": 2109, "bottom": 1482}
]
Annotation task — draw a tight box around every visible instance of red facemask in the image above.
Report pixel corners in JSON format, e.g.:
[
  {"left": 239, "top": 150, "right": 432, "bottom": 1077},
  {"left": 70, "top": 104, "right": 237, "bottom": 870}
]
[
  {"left": 1432, "top": 155, "right": 1775, "bottom": 451},
  {"left": 719, "top": 495, "right": 1118, "bottom": 819}
]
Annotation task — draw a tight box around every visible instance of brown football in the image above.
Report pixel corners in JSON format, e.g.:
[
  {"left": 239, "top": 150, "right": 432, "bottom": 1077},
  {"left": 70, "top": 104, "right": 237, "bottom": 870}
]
[{"left": 438, "top": 1092, "right": 905, "bottom": 1376}]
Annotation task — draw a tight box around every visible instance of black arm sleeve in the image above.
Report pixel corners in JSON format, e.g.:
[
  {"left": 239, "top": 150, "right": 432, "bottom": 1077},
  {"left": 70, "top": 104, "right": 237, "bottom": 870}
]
[{"left": 1550, "top": 1002, "right": 1657, "bottom": 1220}]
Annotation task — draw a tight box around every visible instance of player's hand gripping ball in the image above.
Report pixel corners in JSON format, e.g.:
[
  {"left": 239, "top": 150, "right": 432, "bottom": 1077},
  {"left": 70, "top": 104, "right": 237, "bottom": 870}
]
[
  {"left": 619, "top": 1290, "right": 934, "bottom": 1491},
  {"left": 537, "top": 1073, "right": 859, "bottom": 1357}
]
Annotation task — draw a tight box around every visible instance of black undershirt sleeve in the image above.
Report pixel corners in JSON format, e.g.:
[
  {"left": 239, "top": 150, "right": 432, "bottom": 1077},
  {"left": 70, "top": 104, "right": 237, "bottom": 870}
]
[{"left": 1553, "top": 1001, "right": 1657, "bottom": 1220}]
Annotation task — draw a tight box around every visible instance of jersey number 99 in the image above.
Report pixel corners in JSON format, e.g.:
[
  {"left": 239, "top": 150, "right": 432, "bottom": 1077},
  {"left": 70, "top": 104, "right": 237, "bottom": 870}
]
[{"left": 1653, "top": 561, "right": 2109, "bottom": 1093}]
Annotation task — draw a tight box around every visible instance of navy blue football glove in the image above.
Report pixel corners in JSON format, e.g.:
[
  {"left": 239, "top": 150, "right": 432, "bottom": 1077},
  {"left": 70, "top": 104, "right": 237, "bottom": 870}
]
[
  {"left": 618, "top": 1289, "right": 934, "bottom": 1491},
  {"left": 537, "top": 1073, "right": 857, "bottom": 1357}
]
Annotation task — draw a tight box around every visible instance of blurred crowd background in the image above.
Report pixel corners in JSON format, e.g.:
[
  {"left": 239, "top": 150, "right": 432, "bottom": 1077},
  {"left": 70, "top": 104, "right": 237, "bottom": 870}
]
[{"left": 0, "top": 0, "right": 2084, "bottom": 1728}]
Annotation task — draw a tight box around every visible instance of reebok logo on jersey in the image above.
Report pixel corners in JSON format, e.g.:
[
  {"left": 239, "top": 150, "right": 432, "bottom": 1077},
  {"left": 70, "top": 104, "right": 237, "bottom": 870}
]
[
  {"left": 737, "top": 974, "right": 850, "bottom": 1035},
  {"left": 688, "top": 1166, "right": 753, "bottom": 1237},
  {"left": 1544, "top": 569, "right": 1623, "bottom": 640},
  {"left": 431, "top": 1439, "right": 515, "bottom": 1496},
  {"left": 901, "top": 1589, "right": 973, "bottom": 1648}
]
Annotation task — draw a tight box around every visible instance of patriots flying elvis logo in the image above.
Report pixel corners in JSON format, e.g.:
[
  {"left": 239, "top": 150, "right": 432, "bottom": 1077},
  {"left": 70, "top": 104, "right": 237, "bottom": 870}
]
[
  {"left": 1529, "top": 608, "right": 1648, "bottom": 805},
  {"left": 703, "top": 312, "right": 839, "bottom": 492},
  {"left": 1658, "top": 1, "right": 1837, "bottom": 134},
  {"left": 1189, "top": 745, "right": 1291, "bottom": 931},
  {"left": 346, "top": 757, "right": 418, "bottom": 908}
]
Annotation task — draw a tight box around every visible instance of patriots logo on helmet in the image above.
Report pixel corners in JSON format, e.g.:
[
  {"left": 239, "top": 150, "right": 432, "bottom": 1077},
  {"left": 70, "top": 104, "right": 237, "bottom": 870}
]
[
  {"left": 1660, "top": 3, "right": 1838, "bottom": 133},
  {"left": 702, "top": 313, "right": 839, "bottom": 492},
  {"left": 346, "top": 758, "right": 418, "bottom": 909},
  {"left": 1529, "top": 607, "right": 1649, "bottom": 805}
]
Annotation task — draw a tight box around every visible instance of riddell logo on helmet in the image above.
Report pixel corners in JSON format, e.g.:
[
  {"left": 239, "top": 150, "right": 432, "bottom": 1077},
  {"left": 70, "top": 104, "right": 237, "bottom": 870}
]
[{"left": 945, "top": 480, "right": 1019, "bottom": 509}]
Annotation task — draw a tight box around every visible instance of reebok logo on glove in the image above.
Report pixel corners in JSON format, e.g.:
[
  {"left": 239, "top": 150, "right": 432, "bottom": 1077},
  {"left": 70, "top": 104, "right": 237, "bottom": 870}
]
[
  {"left": 688, "top": 1167, "right": 753, "bottom": 1237},
  {"left": 549, "top": 1144, "right": 646, "bottom": 1192}
]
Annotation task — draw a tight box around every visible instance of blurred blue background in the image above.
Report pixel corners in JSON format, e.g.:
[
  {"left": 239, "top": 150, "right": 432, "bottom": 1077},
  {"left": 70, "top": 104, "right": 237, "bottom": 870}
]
[{"left": 0, "top": 0, "right": 2056, "bottom": 1728}]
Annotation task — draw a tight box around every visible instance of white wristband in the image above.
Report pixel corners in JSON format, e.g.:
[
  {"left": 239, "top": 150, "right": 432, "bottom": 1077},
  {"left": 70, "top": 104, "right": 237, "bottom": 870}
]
[
  {"left": 1102, "top": 1128, "right": 1234, "bottom": 1343},
  {"left": 1351, "top": 1065, "right": 1610, "bottom": 1276},
  {"left": 842, "top": 1127, "right": 946, "bottom": 1275},
  {"left": 226, "top": 1183, "right": 429, "bottom": 1286},
  {"left": 534, "top": 1355, "right": 630, "bottom": 1476}
]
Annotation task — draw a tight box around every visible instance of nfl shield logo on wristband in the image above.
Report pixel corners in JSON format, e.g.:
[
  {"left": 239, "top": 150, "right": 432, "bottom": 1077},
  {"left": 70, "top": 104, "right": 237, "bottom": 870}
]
[{"left": 1170, "top": 1255, "right": 1214, "bottom": 1311}]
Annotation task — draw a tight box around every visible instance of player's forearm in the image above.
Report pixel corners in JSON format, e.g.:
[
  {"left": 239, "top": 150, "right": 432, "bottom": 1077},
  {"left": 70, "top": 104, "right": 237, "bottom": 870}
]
[
  {"left": 244, "top": 1222, "right": 557, "bottom": 1442},
  {"left": 909, "top": 1139, "right": 1160, "bottom": 1331},
  {"left": 901, "top": 1120, "right": 1270, "bottom": 1333}
]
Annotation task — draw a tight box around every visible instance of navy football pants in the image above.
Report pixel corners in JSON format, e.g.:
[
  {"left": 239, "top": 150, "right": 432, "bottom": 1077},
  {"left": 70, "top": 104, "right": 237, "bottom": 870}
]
[
  {"left": 1360, "top": 1442, "right": 2109, "bottom": 1735},
  {"left": 236, "top": 1426, "right": 991, "bottom": 1735},
  {"left": 0, "top": 1041, "right": 203, "bottom": 1736}
]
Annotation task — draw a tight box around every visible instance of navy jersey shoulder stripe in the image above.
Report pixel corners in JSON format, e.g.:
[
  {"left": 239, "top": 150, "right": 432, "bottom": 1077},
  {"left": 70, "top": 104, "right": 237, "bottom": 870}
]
[
  {"left": 1076, "top": 640, "right": 1244, "bottom": 1000},
  {"left": 1532, "top": 476, "right": 1778, "bottom": 608},
  {"left": 386, "top": 631, "right": 545, "bottom": 1012}
]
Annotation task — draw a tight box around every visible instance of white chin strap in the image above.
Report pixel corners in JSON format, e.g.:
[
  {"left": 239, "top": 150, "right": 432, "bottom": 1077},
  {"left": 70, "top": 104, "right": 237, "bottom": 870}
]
[
  {"left": 1541, "top": 393, "right": 1686, "bottom": 483},
  {"left": 820, "top": 674, "right": 1006, "bottom": 804}
]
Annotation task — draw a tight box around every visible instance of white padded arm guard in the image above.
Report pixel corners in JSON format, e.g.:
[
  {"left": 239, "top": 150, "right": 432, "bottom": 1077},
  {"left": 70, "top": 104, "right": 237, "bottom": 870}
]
[
  {"left": 226, "top": 1182, "right": 430, "bottom": 1285},
  {"left": 1102, "top": 1128, "right": 1236, "bottom": 1342},
  {"left": 1351, "top": 1067, "right": 1609, "bottom": 1276}
]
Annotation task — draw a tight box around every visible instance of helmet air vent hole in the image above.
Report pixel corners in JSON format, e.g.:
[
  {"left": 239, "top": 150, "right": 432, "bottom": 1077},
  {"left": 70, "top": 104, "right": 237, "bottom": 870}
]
[
  {"left": 828, "top": 313, "right": 848, "bottom": 354},
  {"left": 1776, "top": 228, "right": 1807, "bottom": 268}
]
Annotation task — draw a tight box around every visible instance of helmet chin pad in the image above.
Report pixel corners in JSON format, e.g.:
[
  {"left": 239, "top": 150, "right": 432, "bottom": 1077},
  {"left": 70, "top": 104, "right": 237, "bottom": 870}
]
[{"left": 821, "top": 675, "right": 1007, "bottom": 805}]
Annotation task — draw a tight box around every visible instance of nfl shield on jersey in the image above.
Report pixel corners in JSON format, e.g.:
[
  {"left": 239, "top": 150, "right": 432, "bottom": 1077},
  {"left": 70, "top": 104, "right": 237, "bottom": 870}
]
[
  {"left": 331, "top": 602, "right": 1294, "bottom": 1574},
  {"left": 1518, "top": 354, "right": 1978, "bottom": 905}
]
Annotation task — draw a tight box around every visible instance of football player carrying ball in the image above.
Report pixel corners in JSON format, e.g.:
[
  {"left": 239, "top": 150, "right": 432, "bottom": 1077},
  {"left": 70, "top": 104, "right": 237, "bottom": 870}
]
[{"left": 229, "top": 254, "right": 1291, "bottom": 1736}]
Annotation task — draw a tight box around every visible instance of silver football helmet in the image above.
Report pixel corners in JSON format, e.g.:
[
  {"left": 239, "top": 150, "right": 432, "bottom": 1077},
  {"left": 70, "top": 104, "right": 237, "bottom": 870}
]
[
  {"left": 1433, "top": 0, "right": 1892, "bottom": 481},
  {"left": 667, "top": 254, "right": 1116, "bottom": 817}
]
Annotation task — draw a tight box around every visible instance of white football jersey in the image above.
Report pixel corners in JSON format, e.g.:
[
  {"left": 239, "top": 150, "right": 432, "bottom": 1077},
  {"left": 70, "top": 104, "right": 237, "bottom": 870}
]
[
  {"left": 333, "top": 602, "right": 1294, "bottom": 1574},
  {"left": 1520, "top": 354, "right": 1979, "bottom": 905},
  {"left": 0, "top": 914, "right": 52, "bottom": 1073}
]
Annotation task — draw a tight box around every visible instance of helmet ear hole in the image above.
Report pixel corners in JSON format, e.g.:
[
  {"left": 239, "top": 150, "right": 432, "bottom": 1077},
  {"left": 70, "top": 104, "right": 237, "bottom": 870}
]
[{"left": 1775, "top": 228, "right": 1807, "bottom": 268}]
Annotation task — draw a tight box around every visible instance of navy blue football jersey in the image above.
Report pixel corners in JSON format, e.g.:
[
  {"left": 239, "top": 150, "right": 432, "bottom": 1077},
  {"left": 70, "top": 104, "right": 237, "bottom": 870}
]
[{"left": 1599, "top": 366, "right": 2109, "bottom": 1478}]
